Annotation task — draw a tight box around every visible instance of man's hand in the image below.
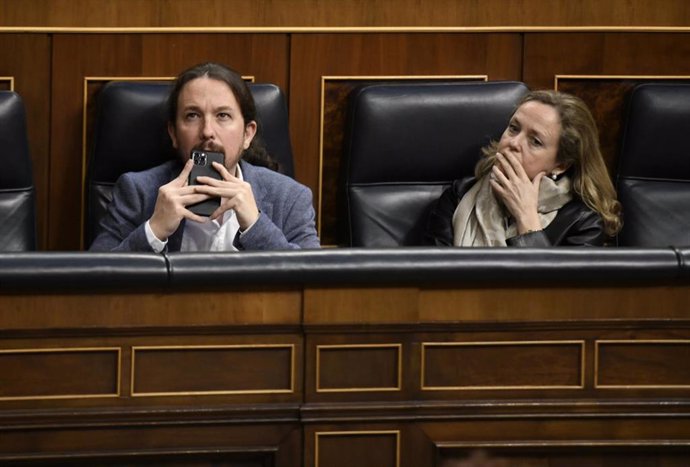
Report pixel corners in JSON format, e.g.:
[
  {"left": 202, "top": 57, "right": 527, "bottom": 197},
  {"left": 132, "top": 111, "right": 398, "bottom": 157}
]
[
  {"left": 149, "top": 159, "right": 212, "bottom": 240},
  {"left": 193, "top": 161, "right": 260, "bottom": 230}
]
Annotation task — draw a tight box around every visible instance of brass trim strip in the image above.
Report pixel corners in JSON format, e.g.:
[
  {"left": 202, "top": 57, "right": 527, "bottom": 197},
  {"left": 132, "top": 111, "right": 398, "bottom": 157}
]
[
  {"left": 130, "top": 344, "right": 295, "bottom": 397},
  {"left": 3, "top": 26, "right": 690, "bottom": 33},
  {"left": 554, "top": 74, "right": 690, "bottom": 90},
  {"left": 595, "top": 339, "right": 690, "bottom": 389},
  {"left": 317, "top": 74, "right": 488, "bottom": 236},
  {"left": 421, "top": 340, "right": 585, "bottom": 391},
  {"left": 0, "top": 347, "right": 121, "bottom": 401},
  {"left": 315, "top": 430, "right": 400, "bottom": 467},
  {"left": 0, "top": 76, "right": 15, "bottom": 91},
  {"left": 315, "top": 343, "right": 402, "bottom": 393}
]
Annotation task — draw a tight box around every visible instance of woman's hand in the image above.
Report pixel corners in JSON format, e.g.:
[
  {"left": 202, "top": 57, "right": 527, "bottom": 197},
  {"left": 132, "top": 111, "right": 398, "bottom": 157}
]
[{"left": 489, "top": 152, "right": 544, "bottom": 234}]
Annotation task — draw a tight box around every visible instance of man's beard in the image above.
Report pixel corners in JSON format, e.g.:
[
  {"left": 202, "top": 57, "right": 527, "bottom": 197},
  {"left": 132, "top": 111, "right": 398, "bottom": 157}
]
[
  {"left": 178, "top": 142, "right": 245, "bottom": 172},
  {"left": 178, "top": 142, "right": 226, "bottom": 165},
  {"left": 194, "top": 141, "right": 225, "bottom": 154}
]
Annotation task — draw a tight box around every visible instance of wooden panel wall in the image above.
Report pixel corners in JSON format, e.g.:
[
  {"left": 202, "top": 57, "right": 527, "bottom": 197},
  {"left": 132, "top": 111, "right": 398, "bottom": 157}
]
[
  {"left": 2, "top": 2, "right": 690, "bottom": 249},
  {"left": 2, "top": 282, "right": 689, "bottom": 465},
  {"left": 2, "top": 0, "right": 690, "bottom": 27},
  {"left": 2, "top": 30, "right": 690, "bottom": 249}
]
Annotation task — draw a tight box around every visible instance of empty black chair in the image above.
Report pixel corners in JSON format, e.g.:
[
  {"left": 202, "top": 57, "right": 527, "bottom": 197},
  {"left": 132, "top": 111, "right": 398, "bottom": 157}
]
[
  {"left": 616, "top": 83, "right": 690, "bottom": 247},
  {"left": 342, "top": 81, "right": 529, "bottom": 247},
  {"left": 86, "top": 81, "right": 294, "bottom": 246},
  {"left": 0, "top": 91, "right": 36, "bottom": 251}
]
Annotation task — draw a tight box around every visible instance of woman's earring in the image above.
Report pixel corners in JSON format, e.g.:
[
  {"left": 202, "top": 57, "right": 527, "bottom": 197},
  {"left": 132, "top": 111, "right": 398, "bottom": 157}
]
[{"left": 550, "top": 173, "right": 559, "bottom": 180}]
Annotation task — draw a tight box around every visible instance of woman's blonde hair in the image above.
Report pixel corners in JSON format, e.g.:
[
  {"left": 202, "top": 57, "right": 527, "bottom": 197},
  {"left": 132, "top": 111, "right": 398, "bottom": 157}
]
[{"left": 475, "top": 90, "right": 622, "bottom": 236}]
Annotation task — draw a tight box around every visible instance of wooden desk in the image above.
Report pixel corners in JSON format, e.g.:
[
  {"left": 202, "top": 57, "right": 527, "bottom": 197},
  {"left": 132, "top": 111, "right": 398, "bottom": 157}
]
[{"left": 1, "top": 250, "right": 689, "bottom": 466}]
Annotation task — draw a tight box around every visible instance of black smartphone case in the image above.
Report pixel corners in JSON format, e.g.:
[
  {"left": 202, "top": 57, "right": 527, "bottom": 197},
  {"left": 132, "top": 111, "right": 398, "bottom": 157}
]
[{"left": 188, "top": 151, "right": 224, "bottom": 216}]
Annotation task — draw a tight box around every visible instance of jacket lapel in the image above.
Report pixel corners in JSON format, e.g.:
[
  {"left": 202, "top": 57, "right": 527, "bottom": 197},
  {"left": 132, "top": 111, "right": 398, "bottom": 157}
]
[{"left": 240, "top": 160, "right": 270, "bottom": 214}]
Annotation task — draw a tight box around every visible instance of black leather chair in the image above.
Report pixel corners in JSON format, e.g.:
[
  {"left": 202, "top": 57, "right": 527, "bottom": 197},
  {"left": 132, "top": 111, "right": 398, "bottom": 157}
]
[
  {"left": 341, "top": 81, "right": 529, "bottom": 247},
  {"left": 85, "top": 81, "right": 295, "bottom": 247},
  {"left": 616, "top": 83, "right": 690, "bottom": 247},
  {"left": 0, "top": 91, "right": 36, "bottom": 251}
]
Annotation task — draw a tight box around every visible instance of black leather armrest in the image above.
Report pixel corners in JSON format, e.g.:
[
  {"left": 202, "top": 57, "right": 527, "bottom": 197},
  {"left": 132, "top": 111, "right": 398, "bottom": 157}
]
[
  {"left": 1, "top": 249, "right": 682, "bottom": 293},
  {"left": 166, "top": 247, "right": 682, "bottom": 289},
  {"left": 0, "top": 252, "right": 168, "bottom": 292},
  {"left": 675, "top": 247, "right": 690, "bottom": 281}
]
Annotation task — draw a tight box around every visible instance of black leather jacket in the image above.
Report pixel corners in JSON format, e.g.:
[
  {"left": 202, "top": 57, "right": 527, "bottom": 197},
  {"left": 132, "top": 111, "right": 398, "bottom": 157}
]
[{"left": 423, "top": 178, "right": 607, "bottom": 247}]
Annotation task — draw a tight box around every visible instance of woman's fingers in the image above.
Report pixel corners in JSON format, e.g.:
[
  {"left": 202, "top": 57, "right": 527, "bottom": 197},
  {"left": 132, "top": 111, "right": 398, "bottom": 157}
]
[{"left": 496, "top": 152, "right": 529, "bottom": 181}]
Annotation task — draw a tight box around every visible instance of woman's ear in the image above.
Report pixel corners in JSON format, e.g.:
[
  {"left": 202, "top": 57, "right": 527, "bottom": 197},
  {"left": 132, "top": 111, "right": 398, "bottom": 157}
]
[{"left": 552, "top": 161, "right": 572, "bottom": 177}]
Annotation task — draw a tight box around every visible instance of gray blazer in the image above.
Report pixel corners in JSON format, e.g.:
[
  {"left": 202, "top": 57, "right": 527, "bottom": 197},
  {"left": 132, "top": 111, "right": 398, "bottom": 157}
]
[{"left": 89, "top": 160, "right": 320, "bottom": 252}]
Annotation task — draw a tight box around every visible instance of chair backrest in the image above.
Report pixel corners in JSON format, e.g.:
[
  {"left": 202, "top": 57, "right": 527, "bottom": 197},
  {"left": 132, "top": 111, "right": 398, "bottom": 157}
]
[
  {"left": 85, "top": 81, "right": 294, "bottom": 246},
  {"left": 0, "top": 91, "right": 36, "bottom": 251},
  {"left": 616, "top": 83, "right": 690, "bottom": 247},
  {"left": 342, "top": 81, "right": 529, "bottom": 247}
]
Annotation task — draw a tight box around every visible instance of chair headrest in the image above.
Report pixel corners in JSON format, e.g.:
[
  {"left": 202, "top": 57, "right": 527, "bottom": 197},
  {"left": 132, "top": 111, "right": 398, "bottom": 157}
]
[
  {"left": 344, "top": 81, "right": 529, "bottom": 185},
  {"left": 88, "top": 81, "right": 294, "bottom": 183},
  {"left": 0, "top": 91, "right": 33, "bottom": 189},
  {"left": 618, "top": 83, "right": 690, "bottom": 181},
  {"left": 250, "top": 83, "right": 294, "bottom": 177}
]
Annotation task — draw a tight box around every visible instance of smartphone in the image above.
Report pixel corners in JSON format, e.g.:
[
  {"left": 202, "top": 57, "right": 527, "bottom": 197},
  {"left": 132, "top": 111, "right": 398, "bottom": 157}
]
[{"left": 187, "top": 149, "right": 224, "bottom": 216}]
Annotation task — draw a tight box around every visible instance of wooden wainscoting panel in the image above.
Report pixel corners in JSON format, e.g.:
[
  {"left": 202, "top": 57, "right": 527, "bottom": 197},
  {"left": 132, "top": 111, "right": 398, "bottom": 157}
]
[
  {"left": 596, "top": 340, "right": 690, "bottom": 388},
  {"left": 132, "top": 344, "right": 295, "bottom": 396},
  {"left": 305, "top": 333, "right": 414, "bottom": 404},
  {"left": 0, "top": 347, "right": 120, "bottom": 400},
  {"left": 422, "top": 417, "right": 690, "bottom": 451},
  {"left": 421, "top": 341, "right": 584, "bottom": 390},
  {"left": 438, "top": 441, "right": 690, "bottom": 467},
  {"left": 524, "top": 33, "right": 690, "bottom": 90},
  {"left": 0, "top": 423, "right": 302, "bottom": 467},
  {"left": 316, "top": 344, "right": 402, "bottom": 393},
  {"left": 314, "top": 430, "right": 400, "bottom": 467}
]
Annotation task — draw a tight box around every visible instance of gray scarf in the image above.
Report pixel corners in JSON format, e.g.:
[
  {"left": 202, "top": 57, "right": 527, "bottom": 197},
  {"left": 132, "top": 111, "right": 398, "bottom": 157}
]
[{"left": 452, "top": 174, "right": 573, "bottom": 246}]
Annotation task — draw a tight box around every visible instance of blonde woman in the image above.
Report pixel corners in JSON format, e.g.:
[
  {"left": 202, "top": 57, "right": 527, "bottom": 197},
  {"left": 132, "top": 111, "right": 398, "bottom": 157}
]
[{"left": 424, "top": 90, "right": 621, "bottom": 247}]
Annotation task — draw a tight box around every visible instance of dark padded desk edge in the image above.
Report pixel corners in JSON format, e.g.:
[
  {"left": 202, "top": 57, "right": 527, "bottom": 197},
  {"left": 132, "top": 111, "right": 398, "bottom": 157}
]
[
  {"left": 0, "top": 253, "right": 169, "bottom": 291},
  {"left": 675, "top": 247, "right": 690, "bottom": 280},
  {"left": 0, "top": 248, "right": 683, "bottom": 292},
  {"left": 167, "top": 247, "right": 682, "bottom": 288}
]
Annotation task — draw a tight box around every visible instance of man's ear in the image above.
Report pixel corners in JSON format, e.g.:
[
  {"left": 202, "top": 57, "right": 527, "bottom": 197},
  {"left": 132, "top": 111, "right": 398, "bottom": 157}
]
[
  {"left": 243, "top": 120, "right": 257, "bottom": 150},
  {"left": 167, "top": 122, "right": 178, "bottom": 149}
]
